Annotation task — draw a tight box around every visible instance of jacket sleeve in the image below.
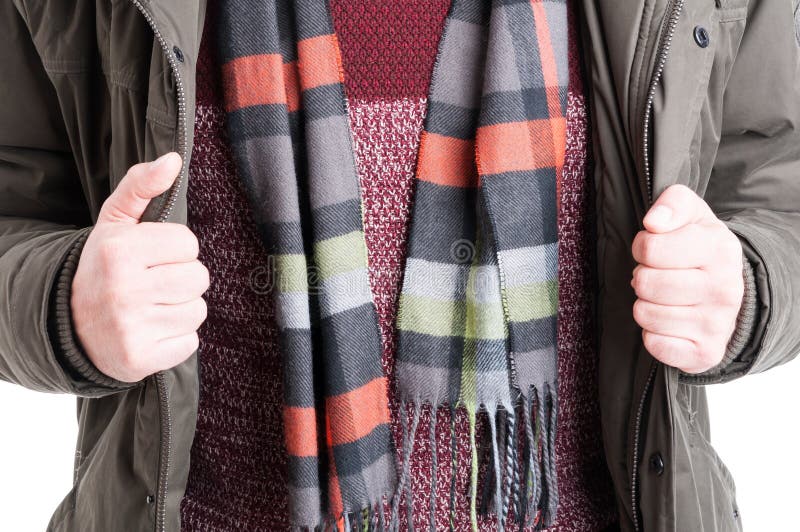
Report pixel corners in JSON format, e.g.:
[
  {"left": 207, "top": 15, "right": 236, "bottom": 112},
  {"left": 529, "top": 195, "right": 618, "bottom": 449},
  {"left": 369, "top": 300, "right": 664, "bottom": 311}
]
[
  {"left": 681, "top": 1, "right": 800, "bottom": 385},
  {"left": 0, "top": 4, "right": 133, "bottom": 396}
]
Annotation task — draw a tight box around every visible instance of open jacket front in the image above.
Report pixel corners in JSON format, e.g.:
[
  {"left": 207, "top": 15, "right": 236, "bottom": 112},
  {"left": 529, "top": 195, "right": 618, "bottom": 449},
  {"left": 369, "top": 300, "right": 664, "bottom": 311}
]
[{"left": 1, "top": 1, "right": 799, "bottom": 531}]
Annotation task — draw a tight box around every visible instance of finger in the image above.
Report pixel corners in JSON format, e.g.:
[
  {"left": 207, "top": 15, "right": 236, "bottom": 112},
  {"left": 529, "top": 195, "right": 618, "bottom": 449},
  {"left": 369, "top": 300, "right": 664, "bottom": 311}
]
[
  {"left": 641, "top": 331, "right": 704, "bottom": 372},
  {"left": 632, "top": 223, "right": 715, "bottom": 268},
  {"left": 129, "top": 222, "right": 200, "bottom": 266},
  {"left": 632, "top": 299, "right": 701, "bottom": 339},
  {"left": 643, "top": 184, "right": 715, "bottom": 234},
  {"left": 631, "top": 265, "right": 709, "bottom": 306},
  {"left": 97, "top": 153, "right": 182, "bottom": 225},
  {"left": 149, "top": 332, "right": 200, "bottom": 373},
  {"left": 145, "top": 261, "right": 210, "bottom": 304},
  {"left": 148, "top": 298, "right": 208, "bottom": 340}
]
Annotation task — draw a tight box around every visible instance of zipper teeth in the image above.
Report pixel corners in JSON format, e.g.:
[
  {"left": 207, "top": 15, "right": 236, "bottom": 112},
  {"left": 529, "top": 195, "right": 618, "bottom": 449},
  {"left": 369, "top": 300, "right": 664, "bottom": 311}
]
[
  {"left": 630, "top": 362, "right": 657, "bottom": 532},
  {"left": 128, "top": 1, "right": 189, "bottom": 531},
  {"left": 129, "top": 3, "right": 189, "bottom": 224},
  {"left": 632, "top": 1, "right": 684, "bottom": 531},
  {"left": 154, "top": 373, "right": 173, "bottom": 532},
  {"left": 641, "top": 0, "right": 685, "bottom": 200}
]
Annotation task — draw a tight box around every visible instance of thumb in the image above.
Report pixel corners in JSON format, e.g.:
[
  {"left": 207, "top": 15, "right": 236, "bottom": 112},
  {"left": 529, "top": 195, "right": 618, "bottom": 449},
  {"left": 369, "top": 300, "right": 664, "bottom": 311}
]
[
  {"left": 97, "top": 152, "right": 182, "bottom": 225},
  {"left": 642, "top": 184, "right": 714, "bottom": 234}
]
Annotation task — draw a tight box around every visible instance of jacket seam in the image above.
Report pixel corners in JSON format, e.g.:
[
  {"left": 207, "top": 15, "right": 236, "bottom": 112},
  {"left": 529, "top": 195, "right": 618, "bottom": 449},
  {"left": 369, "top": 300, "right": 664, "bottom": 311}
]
[
  {"left": 105, "top": 70, "right": 145, "bottom": 92},
  {"left": 41, "top": 58, "right": 93, "bottom": 75},
  {"left": 718, "top": 8, "right": 747, "bottom": 23},
  {"left": 146, "top": 108, "right": 177, "bottom": 129}
]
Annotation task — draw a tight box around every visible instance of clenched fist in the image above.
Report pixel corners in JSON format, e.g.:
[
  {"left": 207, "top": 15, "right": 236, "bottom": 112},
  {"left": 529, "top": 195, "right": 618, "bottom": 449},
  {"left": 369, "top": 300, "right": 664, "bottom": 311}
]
[
  {"left": 71, "top": 153, "right": 210, "bottom": 383},
  {"left": 631, "top": 184, "right": 744, "bottom": 374}
]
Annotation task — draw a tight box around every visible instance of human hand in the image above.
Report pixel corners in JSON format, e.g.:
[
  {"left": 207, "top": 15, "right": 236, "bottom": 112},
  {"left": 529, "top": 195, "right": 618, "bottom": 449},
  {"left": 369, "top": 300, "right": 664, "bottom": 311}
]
[
  {"left": 71, "top": 153, "right": 209, "bottom": 382},
  {"left": 631, "top": 184, "right": 744, "bottom": 374}
]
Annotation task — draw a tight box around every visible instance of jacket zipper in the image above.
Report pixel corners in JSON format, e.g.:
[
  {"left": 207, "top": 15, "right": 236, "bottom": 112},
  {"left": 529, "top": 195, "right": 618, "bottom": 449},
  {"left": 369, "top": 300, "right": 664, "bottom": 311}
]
[
  {"left": 129, "top": 2, "right": 189, "bottom": 531},
  {"left": 631, "top": 1, "right": 684, "bottom": 531}
]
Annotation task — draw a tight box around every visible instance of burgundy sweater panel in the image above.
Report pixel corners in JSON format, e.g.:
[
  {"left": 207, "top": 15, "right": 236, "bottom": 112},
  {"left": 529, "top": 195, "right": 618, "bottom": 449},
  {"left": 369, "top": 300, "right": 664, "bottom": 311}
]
[
  {"left": 180, "top": 3, "right": 618, "bottom": 530},
  {"left": 180, "top": 28, "right": 289, "bottom": 529}
]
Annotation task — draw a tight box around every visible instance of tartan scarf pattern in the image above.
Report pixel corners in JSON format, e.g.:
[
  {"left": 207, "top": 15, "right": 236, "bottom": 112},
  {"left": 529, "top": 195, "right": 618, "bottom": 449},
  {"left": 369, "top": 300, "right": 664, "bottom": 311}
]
[{"left": 218, "top": 0, "right": 567, "bottom": 529}]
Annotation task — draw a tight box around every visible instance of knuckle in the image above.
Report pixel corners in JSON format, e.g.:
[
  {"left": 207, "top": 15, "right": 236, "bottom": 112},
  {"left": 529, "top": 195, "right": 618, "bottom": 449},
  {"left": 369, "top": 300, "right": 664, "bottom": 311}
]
[
  {"left": 697, "top": 343, "right": 724, "bottom": 370},
  {"left": 640, "top": 234, "right": 658, "bottom": 263},
  {"left": 642, "top": 330, "right": 658, "bottom": 352},
  {"left": 718, "top": 283, "right": 744, "bottom": 307},
  {"left": 201, "top": 264, "right": 211, "bottom": 291},
  {"left": 97, "top": 236, "right": 125, "bottom": 270},
  {"left": 632, "top": 231, "right": 645, "bottom": 259},
  {"left": 670, "top": 184, "right": 696, "bottom": 204},
  {"left": 195, "top": 298, "right": 208, "bottom": 325},
  {"left": 181, "top": 227, "right": 200, "bottom": 256},
  {"left": 195, "top": 262, "right": 211, "bottom": 292},
  {"left": 632, "top": 267, "right": 651, "bottom": 297},
  {"left": 712, "top": 231, "right": 741, "bottom": 264},
  {"left": 150, "top": 270, "right": 167, "bottom": 295},
  {"left": 634, "top": 232, "right": 658, "bottom": 264},
  {"left": 163, "top": 224, "right": 199, "bottom": 256},
  {"left": 668, "top": 183, "right": 691, "bottom": 195},
  {"left": 108, "top": 308, "right": 131, "bottom": 336},
  {"left": 723, "top": 232, "right": 742, "bottom": 257},
  {"left": 183, "top": 333, "right": 200, "bottom": 356},
  {"left": 117, "top": 338, "right": 141, "bottom": 371},
  {"left": 701, "top": 311, "right": 727, "bottom": 336},
  {"left": 633, "top": 299, "right": 650, "bottom": 327},
  {"left": 126, "top": 161, "right": 150, "bottom": 178},
  {"left": 107, "top": 285, "right": 133, "bottom": 312},
  {"left": 661, "top": 184, "right": 690, "bottom": 207}
]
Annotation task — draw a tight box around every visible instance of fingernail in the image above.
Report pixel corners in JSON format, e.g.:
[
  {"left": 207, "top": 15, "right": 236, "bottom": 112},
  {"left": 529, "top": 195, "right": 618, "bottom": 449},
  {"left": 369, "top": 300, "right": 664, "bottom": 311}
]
[
  {"left": 648, "top": 205, "right": 672, "bottom": 226},
  {"left": 149, "top": 153, "right": 172, "bottom": 171}
]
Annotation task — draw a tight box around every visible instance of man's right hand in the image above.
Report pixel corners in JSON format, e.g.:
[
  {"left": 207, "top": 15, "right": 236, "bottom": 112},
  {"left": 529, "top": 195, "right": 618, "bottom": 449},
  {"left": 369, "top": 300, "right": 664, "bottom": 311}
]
[{"left": 71, "top": 153, "right": 210, "bottom": 383}]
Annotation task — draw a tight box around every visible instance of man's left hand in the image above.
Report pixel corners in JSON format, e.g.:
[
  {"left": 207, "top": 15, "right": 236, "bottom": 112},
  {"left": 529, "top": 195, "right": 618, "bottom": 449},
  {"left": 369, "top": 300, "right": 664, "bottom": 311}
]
[{"left": 631, "top": 184, "right": 744, "bottom": 374}]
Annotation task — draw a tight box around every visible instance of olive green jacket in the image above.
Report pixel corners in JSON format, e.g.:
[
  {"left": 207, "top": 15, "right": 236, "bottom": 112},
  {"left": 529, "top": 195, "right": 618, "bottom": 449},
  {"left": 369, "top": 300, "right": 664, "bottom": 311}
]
[{"left": 1, "top": 1, "right": 799, "bottom": 531}]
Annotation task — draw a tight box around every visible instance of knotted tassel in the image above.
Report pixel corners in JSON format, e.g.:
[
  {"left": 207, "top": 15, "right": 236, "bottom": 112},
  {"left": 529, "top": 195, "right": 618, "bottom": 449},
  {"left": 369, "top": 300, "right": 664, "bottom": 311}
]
[
  {"left": 540, "top": 385, "right": 559, "bottom": 528},
  {"left": 486, "top": 405, "right": 504, "bottom": 532},
  {"left": 525, "top": 390, "right": 542, "bottom": 529},
  {"left": 501, "top": 406, "right": 518, "bottom": 528}
]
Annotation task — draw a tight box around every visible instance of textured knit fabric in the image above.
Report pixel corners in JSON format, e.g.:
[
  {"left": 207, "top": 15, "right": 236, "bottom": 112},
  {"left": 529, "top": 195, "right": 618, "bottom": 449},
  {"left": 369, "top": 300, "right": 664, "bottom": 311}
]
[
  {"left": 217, "top": 0, "right": 567, "bottom": 528},
  {"left": 181, "top": 1, "right": 618, "bottom": 530},
  {"left": 180, "top": 15, "right": 289, "bottom": 528}
]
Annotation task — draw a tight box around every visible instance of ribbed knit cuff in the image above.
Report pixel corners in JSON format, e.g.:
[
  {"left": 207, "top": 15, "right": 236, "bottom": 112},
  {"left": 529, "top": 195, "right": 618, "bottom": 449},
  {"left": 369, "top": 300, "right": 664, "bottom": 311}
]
[
  {"left": 684, "top": 251, "right": 758, "bottom": 380},
  {"left": 722, "top": 252, "right": 758, "bottom": 361},
  {"left": 50, "top": 227, "right": 134, "bottom": 390}
]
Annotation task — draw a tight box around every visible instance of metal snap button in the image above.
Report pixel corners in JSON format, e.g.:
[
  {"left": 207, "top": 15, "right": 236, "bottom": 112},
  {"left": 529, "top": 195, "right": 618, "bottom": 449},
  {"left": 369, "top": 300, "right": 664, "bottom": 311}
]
[
  {"left": 694, "top": 26, "right": 710, "bottom": 48},
  {"left": 173, "top": 45, "right": 185, "bottom": 63},
  {"left": 649, "top": 452, "right": 665, "bottom": 476}
]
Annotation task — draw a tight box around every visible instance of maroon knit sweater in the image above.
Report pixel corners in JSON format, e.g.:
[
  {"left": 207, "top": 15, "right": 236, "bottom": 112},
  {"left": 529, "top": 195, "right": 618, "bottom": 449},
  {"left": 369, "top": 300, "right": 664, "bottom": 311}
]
[{"left": 180, "top": 2, "right": 618, "bottom": 530}]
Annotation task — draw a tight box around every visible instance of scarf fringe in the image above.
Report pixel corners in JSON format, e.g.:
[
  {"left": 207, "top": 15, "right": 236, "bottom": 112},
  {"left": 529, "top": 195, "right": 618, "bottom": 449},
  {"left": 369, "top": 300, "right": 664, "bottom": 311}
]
[
  {"left": 386, "top": 388, "right": 557, "bottom": 532},
  {"left": 297, "top": 383, "right": 557, "bottom": 532}
]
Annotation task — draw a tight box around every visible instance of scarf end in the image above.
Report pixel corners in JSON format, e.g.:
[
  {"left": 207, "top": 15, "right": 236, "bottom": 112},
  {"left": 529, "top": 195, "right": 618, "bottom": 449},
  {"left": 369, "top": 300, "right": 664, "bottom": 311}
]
[{"left": 379, "top": 389, "right": 559, "bottom": 532}]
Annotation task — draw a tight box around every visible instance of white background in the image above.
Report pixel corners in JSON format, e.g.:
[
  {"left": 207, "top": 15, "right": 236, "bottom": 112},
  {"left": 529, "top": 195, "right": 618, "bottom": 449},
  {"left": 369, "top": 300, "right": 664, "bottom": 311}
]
[{"left": 0, "top": 361, "right": 798, "bottom": 531}]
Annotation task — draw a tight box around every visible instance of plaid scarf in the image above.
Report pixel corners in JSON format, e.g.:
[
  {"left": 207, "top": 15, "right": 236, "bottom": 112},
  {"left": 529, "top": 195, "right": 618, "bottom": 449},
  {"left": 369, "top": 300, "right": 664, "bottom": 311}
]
[{"left": 218, "top": 0, "right": 567, "bottom": 529}]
